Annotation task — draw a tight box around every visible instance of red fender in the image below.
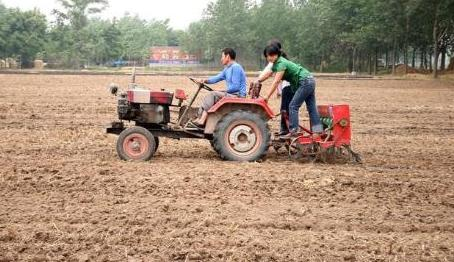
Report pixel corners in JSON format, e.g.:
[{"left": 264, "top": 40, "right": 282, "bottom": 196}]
[{"left": 207, "top": 97, "right": 275, "bottom": 119}]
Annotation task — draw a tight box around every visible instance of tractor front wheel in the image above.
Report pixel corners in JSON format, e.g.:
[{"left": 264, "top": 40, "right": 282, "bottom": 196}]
[
  {"left": 213, "top": 110, "right": 270, "bottom": 162},
  {"left": 116, "top": 127, "right": 156, "bottom": 161}
]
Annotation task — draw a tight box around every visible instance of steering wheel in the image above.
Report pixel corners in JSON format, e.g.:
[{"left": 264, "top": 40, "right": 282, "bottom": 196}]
[{"left": 189, "top": 77, "right": 214, "bottom": 92}]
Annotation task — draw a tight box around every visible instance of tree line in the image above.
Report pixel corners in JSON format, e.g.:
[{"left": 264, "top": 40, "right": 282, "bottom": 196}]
[
  {"left": 0, "top": 0, "right": 182, "bottom": 68},
  {"left": 182, "top": 0, "right": 454, "bottom": 77},
  {"left": 1, "top": 0, "right": 453, "bottom": 77}
]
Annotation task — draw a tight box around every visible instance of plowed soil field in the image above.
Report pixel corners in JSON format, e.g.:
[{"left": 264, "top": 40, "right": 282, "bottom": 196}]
[{"left": 0, "top": 74, "right": 453, "bottom": 261}]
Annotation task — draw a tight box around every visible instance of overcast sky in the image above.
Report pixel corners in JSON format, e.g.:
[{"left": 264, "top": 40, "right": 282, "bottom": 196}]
[{"left": 1, "top": 0, "right": 214, "bottom": 30}]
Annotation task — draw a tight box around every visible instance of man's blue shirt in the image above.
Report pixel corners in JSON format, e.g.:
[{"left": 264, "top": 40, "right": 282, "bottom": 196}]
[{"left": 206, "top": 62, "right": 247, "bottom": 97}]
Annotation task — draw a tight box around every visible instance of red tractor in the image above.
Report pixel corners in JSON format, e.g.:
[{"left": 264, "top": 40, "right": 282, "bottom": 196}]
[
  {"left": 107, "top": 78, "right": 273, "bottom": 162},
  {"left": 106, "top": 77, "right": 361, "bottom": 163}
]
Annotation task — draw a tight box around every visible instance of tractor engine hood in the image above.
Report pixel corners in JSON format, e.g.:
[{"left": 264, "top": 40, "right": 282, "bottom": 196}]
[{"left": 127, "top": 89, "right": 174, "bottom": 105}]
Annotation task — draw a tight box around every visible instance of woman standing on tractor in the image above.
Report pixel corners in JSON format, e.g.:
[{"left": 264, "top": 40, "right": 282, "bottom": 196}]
[
  {"left": 257, "top": 40, "right": 294, "bottom": 136},
  {"left": 256, "top": 44, "right": 323, "bottom": 139}
]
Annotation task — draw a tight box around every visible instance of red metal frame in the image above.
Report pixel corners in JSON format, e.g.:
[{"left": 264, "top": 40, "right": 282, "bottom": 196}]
[
  {"left": 318, "top": 104, "right": 351, "bottom": 147},
  {"left": 286, "top": 104, "right": 352, "bottom": 148}
]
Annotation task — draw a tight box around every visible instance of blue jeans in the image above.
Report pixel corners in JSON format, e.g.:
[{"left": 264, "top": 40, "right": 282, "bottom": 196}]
[
  {"left": 280, "top": 86, "right": 294, "bottom": 133},
  {"left": 288, "top": 77, "right": 323, "bottom": 133}
]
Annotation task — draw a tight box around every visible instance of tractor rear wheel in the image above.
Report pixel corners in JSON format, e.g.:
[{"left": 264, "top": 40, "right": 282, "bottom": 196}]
[
  {"left": 116, "top": 127, "right": 156, "bottom": 161},
  {"left": 213, "top": 110, "right": 270, "bottom": 162}
]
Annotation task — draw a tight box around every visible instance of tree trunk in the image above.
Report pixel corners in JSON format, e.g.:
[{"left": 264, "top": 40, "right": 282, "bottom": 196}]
[
  {"left": 433, "top": 1, "right": 440, "bottom": 78},
  {"left": 404, "top": 47, "right": 408, "bottom": 74},
  {"left": 420, "top": 50, "right": 424, "bottom": 69},
  {"left": 368, "top": 53, "right": 372, "bottom": 75},
  {"left": 440, "top": 48, "right": 446, "bottom": 71},
  {"left": 412, "top": 48, "right": 416, "bottom": 68},
  {"left": 448, "top": 57, "right": 454, "bottom": 71},
  {"left": 404, "top": 15, "right": 410, "bottom": 74},
  {"left": 424, "top": 50, "right": 428, "bottom": 69},
  {"left": 358, "top": 51, "right": 362, "bottom": 73},
  {"left": 392, "top": 39, "right": 397, "bottom": 75},
  {"left": 352, "top": 48, "right": 356, "bottom": 73},
  {"left": 385, "top": 49, "right": 389, "bottom": 72},
  {"left": 363, "top": 52, "right": 366, "bottom": 73},
  {"left": 373, "top": 48, "right": 378, "bottom": 75},
  {"left": 429, "top": 51, "right": 433, "bottom": 71}
]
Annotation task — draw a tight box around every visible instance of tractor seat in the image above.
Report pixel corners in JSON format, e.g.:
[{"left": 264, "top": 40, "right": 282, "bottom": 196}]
[{"left": 175, "top": 89, "right": 187, "bottom": 100}]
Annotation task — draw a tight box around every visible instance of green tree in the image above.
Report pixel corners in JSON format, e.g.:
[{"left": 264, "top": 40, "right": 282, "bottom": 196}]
[
  {"left": 0, "top": 7, "right": 47, "bottom": 65},
  {"left": 292, "top": 0, "right": 339, "bottom": 71},
  {"left": 250, "top": 0, "right": 296, "bottom": 68},
  {"left": 180, "top": 21, "right": 209, "bottom": 61},
  {"left": 427, "top": 0, "right": 454, "bottom": 77},
  {"left": 53, "top": 0, "right": 108, "bottom": 68},
  {"left": 85, "top": 18, "right": 121, "bottom": 65},
  {"left": 2, "top": 0, "right": 452, "bottom": 73},
  {"left": 0, "top": 1, "right": 7, "bottom": 55},
  {"left": 167, "top": 29, "right": 185, "bottom": 47},
  {"left": 45, "top": 20, "right": 73, "bottom": 67},
  {"left": 203, "top": 0, "right": 256, "bottom": 65},
  {"left": 117, "top": 14, "right": 170, "bottom": 63}
]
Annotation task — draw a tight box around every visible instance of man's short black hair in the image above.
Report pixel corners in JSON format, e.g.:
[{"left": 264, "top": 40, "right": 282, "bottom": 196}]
[
  {"left": 263, "top": 44, "right": 281, "bottom": 58},
  {"left": 222, "top": 48, "right": 236, "bottom": 60}
]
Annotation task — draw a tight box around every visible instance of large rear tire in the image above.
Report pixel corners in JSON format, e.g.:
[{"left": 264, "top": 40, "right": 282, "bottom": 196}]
[
  {"left": 116, "top": 127, "right": 156, "bottom": 161},
  {"left": 213, "top": 110, "right": 270, "bottom": 162}
]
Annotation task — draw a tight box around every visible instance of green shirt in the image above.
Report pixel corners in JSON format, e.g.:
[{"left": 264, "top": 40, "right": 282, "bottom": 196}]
[{"left": 271, "top": 57, "right": 312, "bottom": 92}]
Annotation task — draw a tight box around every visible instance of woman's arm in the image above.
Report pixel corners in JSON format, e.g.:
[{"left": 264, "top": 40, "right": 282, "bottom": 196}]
[
  {"left": 257, "top": 62, "right": 273, "bottom": 83},
  {"left": 257, "top": 71, "right": 273, "bottom": 83},
  {"left": 265, "top": 71, "right": 285, "bottom": 101}
]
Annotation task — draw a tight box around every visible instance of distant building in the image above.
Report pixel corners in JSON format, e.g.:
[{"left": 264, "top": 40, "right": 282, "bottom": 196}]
[{"left": 149, "top": 46, "right": 200, "bottom": 65}]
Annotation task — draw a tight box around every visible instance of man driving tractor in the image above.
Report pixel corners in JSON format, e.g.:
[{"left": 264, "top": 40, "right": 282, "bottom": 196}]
[{"left": 190, "top": 48, "right": 247, "bottom": 127}]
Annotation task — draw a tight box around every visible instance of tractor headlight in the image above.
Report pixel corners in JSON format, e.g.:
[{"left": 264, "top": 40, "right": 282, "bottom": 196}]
[{"left": 109, "top": 83, "right": 119, "bottom": 96}]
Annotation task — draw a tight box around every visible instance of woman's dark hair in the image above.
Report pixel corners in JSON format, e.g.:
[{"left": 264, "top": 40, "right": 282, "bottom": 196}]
[
  {"left": 222, "top": 48, "right": 236, "bottom": 60},
  {"left": 268, "top": 39, "right": 282, "bottom": 50},
  {"left": 263, "top": 44, "right": 282, "bottom": 58},
  {"left": 265, "top": 39, "right": 288, "bottom": 59}
]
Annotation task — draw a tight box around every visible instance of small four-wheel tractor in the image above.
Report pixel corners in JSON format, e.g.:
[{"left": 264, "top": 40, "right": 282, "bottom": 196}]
[{"left": 106, "top": 77, "right": 361, "bottom": 163}]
